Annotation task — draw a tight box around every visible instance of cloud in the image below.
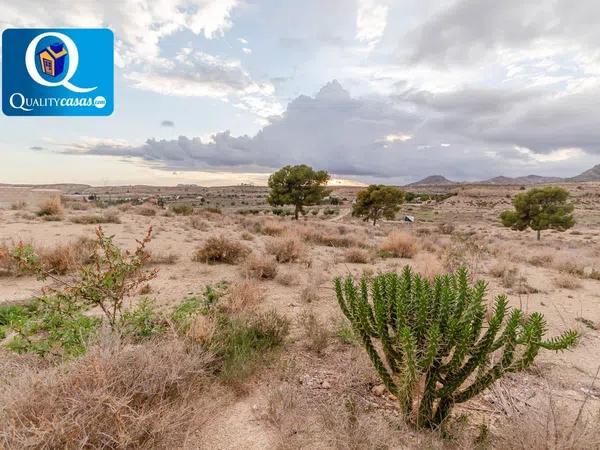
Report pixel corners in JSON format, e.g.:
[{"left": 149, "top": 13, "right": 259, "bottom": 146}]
[
  {"left": 161, "top": 120, "right": 175, "bottom": 127},
  {"left": 356, "top": 0, "right": 389, "bottom": 47},
  {"left": 59, "top": 80, "right": 600, "bottom": 182}
]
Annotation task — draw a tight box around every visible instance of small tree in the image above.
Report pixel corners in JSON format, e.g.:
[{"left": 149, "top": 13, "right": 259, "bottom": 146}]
[
  {"left": 352, "top": 184, "right": 404, "bottom": 225},
  {"left": 500, "top": 186, "right": 574, "bottom": 240},
  {"left": 267, "top": 165, "right": 330, "bottom": 220},
  {"left": 335, "top": 267, "right": 578, "bottom": 429}
]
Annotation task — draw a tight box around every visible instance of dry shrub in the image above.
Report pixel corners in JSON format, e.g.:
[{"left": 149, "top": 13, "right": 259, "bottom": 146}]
[
  {"left": 190, "top": 216, "right": 209, "bottom": 231},
  {"left": 70, "top": 210, "right": 121, "bottom": 224},
  {"left": 137, "top": 206, "right": 157, "bottom": 217},
  {"left": 414, "top": 253, "right": 444, "bottom": 280},
  {"left": 0, "top": 336, "right": 213, "bottom": 449},
  {"left": 555, "top": 258, "right": 585, "bottom": 277},
  {"left": 298, "top": 310, "right": 329, "bottom": 354},
  {"left": 240, "top": 231, "right": 254, "bottom": 241},
  {"left": 242, "top": 252, "right": 278, "bottom": 279},
  {"left": 224, "top": 280, "right": 264, "bottom": 313},
  {"left": 495, "top": 396, "right": 600, "bottom": 450},
  {"left": 192, "top": 235, "right": 250, "bottom": 264},
  {"left": 261, "top": 220, "right": 286, "bottom": 236},
  {"left": 528, "top": 252, "right": 554, "bottom": 267},
  {"left": 149, "top": 251, "right": 179, "bottom": 265},
  {"left": 265, "top": 235, "right": 306, "bottom": 263},
  {"left": 489, "top": 261, "right": 520, "bottom": 288},
  {"left": 300, "top": 283, "right": 320, "bottom": 303},
  {"left": 37, "top": 197, "right": 63, "bottom": 217},
  {"left": 437, "top": 222, "right": 455, "bottom": 234},
  {"left": 276, "top": 270, "right": 299, "bottom": 286},
  {"left": 554, "top": 273, "right": 581, "bottom": 289},
  {"left": 0, "top": 243, "right": 19, "bottom": 276},
  {"left": 344, "top": 247, "right": 371, "bottom": 264},
  {"left": 296, "top": 225, "right": 358, "bottom": 248},
  {"left": 10, "top": 201, "right": 27, "bottom": 210},
  {"left": 378, "top": 231, "right": 418, "bottom": 258}
]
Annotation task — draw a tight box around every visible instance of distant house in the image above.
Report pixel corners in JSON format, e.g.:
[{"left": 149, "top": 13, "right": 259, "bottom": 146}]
[{"left": 38, "top": 43, "right": 67, "bottom": 77}]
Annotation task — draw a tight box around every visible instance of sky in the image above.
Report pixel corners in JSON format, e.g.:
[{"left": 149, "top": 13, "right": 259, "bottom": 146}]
[{"left": 1, "top": 0, "right": 600, "bottom": 186}]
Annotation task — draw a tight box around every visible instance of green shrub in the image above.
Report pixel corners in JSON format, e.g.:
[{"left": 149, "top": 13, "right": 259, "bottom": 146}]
[
  {"left": 1, "top": 296, "right": 100, "bottom": 357},
  {"left": 211, "top": 311, "right": 289, "bottom": 384},
  {"left": 120, "top": 298, "right": 166, "bottom": 341},
  {"left": 171, "top": 203, "right": 194, "bottom": 215},
  {"left": 335, "top": 266, "right": 578, "bottom": 429}
]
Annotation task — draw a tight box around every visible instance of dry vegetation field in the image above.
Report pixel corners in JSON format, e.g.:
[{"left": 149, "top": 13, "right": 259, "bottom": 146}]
[{"left": 1, "top": 183, "right": 599, "bottom": 449}]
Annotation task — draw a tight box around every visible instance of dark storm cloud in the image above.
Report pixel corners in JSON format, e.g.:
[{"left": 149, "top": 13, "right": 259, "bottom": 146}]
[{"left": 65, "top": 79, "right": 600, "bottom": 182}]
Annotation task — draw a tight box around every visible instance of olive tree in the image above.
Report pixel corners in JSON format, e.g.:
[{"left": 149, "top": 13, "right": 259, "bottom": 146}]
[
  {"left": 500, "top": 186, "right": 574, "bottom": 240},
  {"left": 352, "top": 184, "right": 404, "bottom": 225},
  {"left": 267, "top": 165, "right": 330, "bottom": 220}
]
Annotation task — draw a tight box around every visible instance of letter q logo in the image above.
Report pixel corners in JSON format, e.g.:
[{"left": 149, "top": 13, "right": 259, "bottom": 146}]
[{"left": 25, "top": 31, "right": 96, "bottom": 93}]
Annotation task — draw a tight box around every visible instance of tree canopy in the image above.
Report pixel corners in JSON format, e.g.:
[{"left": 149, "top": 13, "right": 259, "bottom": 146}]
[
  {"left": 500, "top": 186, "right": 574, "bottom": 240},
  {"left": 267, "top": 165, "right": 330, "bottom": 219},
  {"left": 352, "top": 184, "right": 404, "bottom": 225}
]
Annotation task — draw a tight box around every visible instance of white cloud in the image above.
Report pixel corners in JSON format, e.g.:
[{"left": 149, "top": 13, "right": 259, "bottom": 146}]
[
  {"left": 384, "top": 133, "right": 412, "bottom": 143},
  {"left": 242, "top": 47, "right": 252, "bottom": 55},
  {"left": 356, "top": 0, "right": 388, "bottom": 47}
]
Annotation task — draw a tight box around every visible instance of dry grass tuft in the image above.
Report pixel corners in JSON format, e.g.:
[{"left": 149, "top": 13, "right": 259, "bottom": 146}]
[
  {"left": 224, "top": 280, "right": 264, "bottom": 313},
  {"left": 344, "top": 247, "right": 371, "bottom": 264},
  {"left": 70, "top": 210, "right": 121, "bottom": 224},
  {"left": 265, "top": 236, "right": 306, "bottom": 263},
  {"left": 0, "top": 335, "right": 213, "bottom": 449},
  {"left": 137, "top": 206, "right": 157, "bottom": 217},
  {"left": 192, "top": 235, "right": 250, "bottom": 264},
  {"left": 378, "top": 231, "right": 418, "bottom": 258},
  {"left": 528, "top": 251, "right": 554, "bottom": 267},
  {"left": 414, "top": 253, "right": 444, "bottom": 280},
  {"left": 190, "top": 216, "right": 209, "bottom": 231},
  {"left": 489, "top": 261, "right": 520, "bottom": 288},
  {"left": 298, "top": 310, "right": 329, "bottom": 354},
  {"left": 276, "top": 270, "right": 299, "bottom": 286},
  {"left": 149, "top": 251, "right": 179, "bottom": 265},
  {"left": 554, "top": 273, "right": 582, "bottom": 289},
  {"left": 37, "top": 197, "right": 63, "bottom": 218},
  {"left": 242, "top": 252, "right": 278, "bottom": 279}
]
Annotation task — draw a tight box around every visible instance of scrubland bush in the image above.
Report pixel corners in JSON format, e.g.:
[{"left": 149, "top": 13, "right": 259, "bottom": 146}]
[
  {"left": 555, "top": 258, "right": 585, "bottom": 277},
  {"left": 192, "top": 235, "right": 250, "bottom": 264},
  {"left": 413, "top": 253, "right": 444, "bottom": 280},
  {"left": 137, "top": 206, "right": 156, "bottom": 216},
  {"left": 554, "top": 273, "right": 581, "bottom": 289},
  {"left": 242, "top": 252, "right": 278, "bottom": 279},
  {"left": 378, "top": 231, "right": 418, "bottom": 258},
  {"left": 10, "top": 201, "right": 27, "bottom": 210},
  {"left": 344, "top": 247, "right": 371, "bottom": 264},
  {"left": 489, "top": 261, "right": 520, "bottom": 288},
  {"left": 171, "top": 203, "right": 194, "bottom": 215},
  {"left": 335, "top": 266, "right": 578, "bottom": 428},
  {"left": 265, "top": 235, "right": 306, "bottom": 263},
  {"left": 276, "top": 270, "right": 299, "bottom": 286},
  {"left": 224, "top": 280, "right": 264, "bottom": 313},
  {"left": 70, "top": 210, "right": 121, "bottom": 224},
  {"left": 0, "top": 336, "right": 213, "bottom": 449},
  {"left": 36, "top": 197, "right": 63, "bottom": 217},
  {"left": 298, "top": 310, "right": 329, "bottom": 354},
  {"left": 437, "top": 222, "right": 455, "bottom": 234},
  {"left": 148, "top": 251, "right": 179, "bottom": 265},
  {"left": 190, "top": 215, "right": 209, "bottom": 231},
  {"left": 528, "top": 252, "right": 554, "bottom": 266}
]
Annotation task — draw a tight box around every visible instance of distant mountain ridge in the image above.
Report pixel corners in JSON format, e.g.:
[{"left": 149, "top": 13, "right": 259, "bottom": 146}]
[{"left": 407, "top": 164, "right": 600, "bottom": 186}]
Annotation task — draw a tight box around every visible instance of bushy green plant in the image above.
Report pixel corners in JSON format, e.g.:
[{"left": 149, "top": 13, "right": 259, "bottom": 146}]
[
  {"left": 1, "top": 295, "right": 100, "bottom": 357},
  {"left": 171, "top": 203, "right": 194, "bottom": 215},
  {"left": 119, "top": 298, "right": 166, "bottom": 340},
  {"left": 335, "top": 266, "right": 578, "bottom": 429},
  {"left": 13, "top": 227, "right": 157, "bottom": 329},
  {"left": 500, "top": 186, "right": 575, "bottom": 240}
]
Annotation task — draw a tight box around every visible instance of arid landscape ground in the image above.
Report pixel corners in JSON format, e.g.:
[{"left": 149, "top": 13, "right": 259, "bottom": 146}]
[{"left": 1, "top": 182, "right": 599, "bottom": 449}]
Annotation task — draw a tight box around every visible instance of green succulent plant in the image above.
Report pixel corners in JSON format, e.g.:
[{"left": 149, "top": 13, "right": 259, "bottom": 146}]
[{"left": 335, "top": 266, "right": 578, "bottom": 428}]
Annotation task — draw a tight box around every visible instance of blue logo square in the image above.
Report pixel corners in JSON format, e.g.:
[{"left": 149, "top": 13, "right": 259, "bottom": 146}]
[{"left": 2, "top": 28, "right": 114, "bottom": 116}]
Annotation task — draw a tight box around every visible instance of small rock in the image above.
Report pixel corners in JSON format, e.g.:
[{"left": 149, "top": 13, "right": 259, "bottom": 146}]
[
  {"left": 321, "top": 381, "right": 331, "bottom": 389},
  {"left": 371, "top": 384, "right": 386, "bottom": 396}
]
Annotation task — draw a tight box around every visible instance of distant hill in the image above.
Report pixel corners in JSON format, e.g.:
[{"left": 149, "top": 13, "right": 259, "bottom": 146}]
[
  {"left": 568, "top": 164, "right": 600, "bottom": 182},
  {"left": 481, "top": 175, "right": 563, "bottom": 185},
  {"left": 408, "top": 175, "right": 456, "bottom": 186}
]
